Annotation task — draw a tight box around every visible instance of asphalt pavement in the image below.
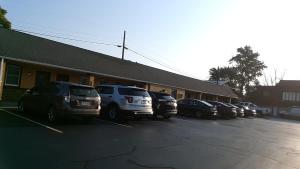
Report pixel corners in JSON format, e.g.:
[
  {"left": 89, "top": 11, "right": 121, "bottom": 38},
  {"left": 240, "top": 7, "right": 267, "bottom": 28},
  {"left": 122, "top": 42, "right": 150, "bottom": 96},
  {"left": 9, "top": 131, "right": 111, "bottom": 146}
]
[{"left": 1, "top": 109, "right": 300, "bottom": 169}]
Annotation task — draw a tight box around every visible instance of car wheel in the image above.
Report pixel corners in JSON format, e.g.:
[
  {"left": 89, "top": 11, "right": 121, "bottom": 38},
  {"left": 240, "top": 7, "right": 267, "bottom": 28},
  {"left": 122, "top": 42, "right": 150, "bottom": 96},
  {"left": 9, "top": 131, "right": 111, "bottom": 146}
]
[
  {"left": 47, "top": 106, "right": 58, "bottom": 123},
  {"left": 195, "top": 111, "right": 203, "bottom": 118},
  {"left": 163, "top": 115, "right": 171, "bottom": 119},
  {"left": 108, "top": 106, "right": 119, "bottom": 121},
  {"left": 152, "top": 110, "right": 158, "bottom": 120},
  {"left": 177, "top": 109, "right": 183, "bottom": 116},
  {"left": 18, "top": 101, "right": 25, "bottom": 113},
  {"left": 82, "top": 117, "right": 93, "bottom": 123}
]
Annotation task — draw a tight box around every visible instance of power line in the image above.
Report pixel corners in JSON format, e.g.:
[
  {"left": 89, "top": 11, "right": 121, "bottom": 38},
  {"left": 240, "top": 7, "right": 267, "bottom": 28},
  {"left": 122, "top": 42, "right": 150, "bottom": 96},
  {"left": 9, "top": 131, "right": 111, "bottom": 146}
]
[
  {"left": 12, "top": 28, "right": 198, "bottom": 79},
  {"left": 13, "top": 29, "right": 120, "bottom": 47},
  {"left": 12, "top": 21, "right": 120, "bottom": 45},
  {"left": 127, "top": 47, "right": 191, "bottom": 76}
]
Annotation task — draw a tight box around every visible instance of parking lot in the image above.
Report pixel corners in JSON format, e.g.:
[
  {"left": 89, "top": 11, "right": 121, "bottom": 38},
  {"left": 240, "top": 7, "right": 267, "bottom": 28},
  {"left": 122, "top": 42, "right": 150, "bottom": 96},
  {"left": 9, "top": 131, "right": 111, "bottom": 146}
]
[{"left": 1, "top": 109, "right": 300, "bottom": 169}]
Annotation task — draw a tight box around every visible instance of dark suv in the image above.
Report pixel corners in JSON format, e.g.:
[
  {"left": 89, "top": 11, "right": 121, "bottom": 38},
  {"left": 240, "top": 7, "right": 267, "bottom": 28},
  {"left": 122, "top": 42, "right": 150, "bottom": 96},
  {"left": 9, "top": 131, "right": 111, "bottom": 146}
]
[
  {"left": 148, "top": 91, "right": 177, "bottom": 119},
  {"left": 18, "top": 81, "right": 101, "bottom": 122}
]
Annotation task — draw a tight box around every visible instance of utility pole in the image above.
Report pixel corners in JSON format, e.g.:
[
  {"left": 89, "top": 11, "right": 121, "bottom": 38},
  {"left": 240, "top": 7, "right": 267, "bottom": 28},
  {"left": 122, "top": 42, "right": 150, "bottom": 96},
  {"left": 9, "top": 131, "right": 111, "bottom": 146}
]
[
  {"left": 121, "top": 30, "right": 126, "bottom": 60},
  {"left": 217, "top": 66, "right": 220, "bottom": 85}
]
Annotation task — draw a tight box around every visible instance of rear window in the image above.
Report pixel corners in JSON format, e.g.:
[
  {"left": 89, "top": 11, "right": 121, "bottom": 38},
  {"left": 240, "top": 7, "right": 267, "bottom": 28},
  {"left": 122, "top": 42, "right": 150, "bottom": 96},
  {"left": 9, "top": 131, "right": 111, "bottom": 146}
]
[
  {"left": 158, "top": 93, "right": 174, "bottom": 100},
  {"left": 69, "top": 86, "right": 98, "bottom": 97},
  {"left": 118, "top": 88, "right": 150, "bottom": 97}
]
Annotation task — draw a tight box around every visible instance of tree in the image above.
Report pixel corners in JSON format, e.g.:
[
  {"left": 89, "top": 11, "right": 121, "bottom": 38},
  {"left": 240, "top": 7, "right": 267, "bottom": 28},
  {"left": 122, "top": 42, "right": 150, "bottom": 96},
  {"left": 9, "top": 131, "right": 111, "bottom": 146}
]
[
  {"left": 0, "top": 6, "right": 11, "bottom": 29},
  {"left": 209, "top": 66, "right": 238, "bottom": 89},
  {"left": 229, "top": 46, "right": 267, "bottom": 95},
  {"left": 263, "top": 68, "right": 285, "bottom": 86}
]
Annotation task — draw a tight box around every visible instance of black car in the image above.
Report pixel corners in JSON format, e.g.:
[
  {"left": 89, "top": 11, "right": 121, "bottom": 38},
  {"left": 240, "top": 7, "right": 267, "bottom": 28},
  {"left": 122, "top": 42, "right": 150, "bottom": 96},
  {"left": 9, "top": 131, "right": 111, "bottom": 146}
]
[
  {"left": 227, "top": 103, "right": 244, "bottom": 117},
  {"left": 207, "top": 101, "right": 237, "bottom": 118},
  {"left": 235, "top": 104, "right": 257, "bottom": 117},
  {"left": 177, "top": 99, "right": 218, "bottom": 118},
  {"left": 18, "top": 81, "right": 101, "bottom": 122},
  {"left": 148, "top": 91, "right": 177, "bottom": 119}
]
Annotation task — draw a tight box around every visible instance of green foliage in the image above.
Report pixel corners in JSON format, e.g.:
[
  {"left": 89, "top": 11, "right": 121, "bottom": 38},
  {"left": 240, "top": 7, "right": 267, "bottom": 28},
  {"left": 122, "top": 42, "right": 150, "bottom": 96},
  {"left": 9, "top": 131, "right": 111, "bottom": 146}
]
[
  {"left": 230, "top": 46, "right": 266, "bottom": 95},
  {"left": 209, "top": 46, "right": 267, "bottom": 96},
  {"left": 209, "top": 66, "right": 238, "bottom": 89},
  {"left": 0, "top": 6, "right": 11, "bottom": 29}
]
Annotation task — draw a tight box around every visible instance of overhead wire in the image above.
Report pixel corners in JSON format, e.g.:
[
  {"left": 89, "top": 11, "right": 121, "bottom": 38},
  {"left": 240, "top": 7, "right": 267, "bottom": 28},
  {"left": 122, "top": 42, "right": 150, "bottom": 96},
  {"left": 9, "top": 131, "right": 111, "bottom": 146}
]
[
  {"left": 127, "top": 47, "right": 193, "bottom": 77},
  {"left": 12, "top": 28, "right": 195, "bottom": 78},
  {"left": 13, "top": 29, "right": 120, "bottom": 47}
]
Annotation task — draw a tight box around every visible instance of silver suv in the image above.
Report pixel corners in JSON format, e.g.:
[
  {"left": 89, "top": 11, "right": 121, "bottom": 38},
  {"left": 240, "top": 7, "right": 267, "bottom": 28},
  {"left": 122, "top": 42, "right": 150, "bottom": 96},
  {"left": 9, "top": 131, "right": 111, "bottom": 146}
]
[{"left": 95, "top": 85, "right": 153, "bottom": 120}]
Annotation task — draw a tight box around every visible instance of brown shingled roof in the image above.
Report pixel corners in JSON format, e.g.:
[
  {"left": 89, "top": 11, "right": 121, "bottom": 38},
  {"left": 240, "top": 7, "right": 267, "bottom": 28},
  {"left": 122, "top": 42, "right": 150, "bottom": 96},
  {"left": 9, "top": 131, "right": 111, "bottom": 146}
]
[{"left": 0, "top": 28, "right": 238, "bottom": 98}]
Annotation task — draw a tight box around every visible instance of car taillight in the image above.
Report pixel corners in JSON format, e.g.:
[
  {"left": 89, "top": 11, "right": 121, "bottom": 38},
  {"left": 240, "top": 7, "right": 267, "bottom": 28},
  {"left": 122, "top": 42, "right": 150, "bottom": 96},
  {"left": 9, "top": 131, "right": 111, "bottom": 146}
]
[
  {"left": 64, "top": 96, "right": 70, "bottom": 103},
  {"left": 124, "top": 96, "right": 133, "bottom": 103}
]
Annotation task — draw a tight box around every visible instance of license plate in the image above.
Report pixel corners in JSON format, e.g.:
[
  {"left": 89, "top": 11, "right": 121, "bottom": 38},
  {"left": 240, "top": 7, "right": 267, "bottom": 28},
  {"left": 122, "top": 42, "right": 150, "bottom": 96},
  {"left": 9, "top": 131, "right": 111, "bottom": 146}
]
[
  {"left": 141, "top": 100, "right": 147, "bottom": 104},
  {"left": 80, "top": 101, "right": 91, "bottom": 106}
]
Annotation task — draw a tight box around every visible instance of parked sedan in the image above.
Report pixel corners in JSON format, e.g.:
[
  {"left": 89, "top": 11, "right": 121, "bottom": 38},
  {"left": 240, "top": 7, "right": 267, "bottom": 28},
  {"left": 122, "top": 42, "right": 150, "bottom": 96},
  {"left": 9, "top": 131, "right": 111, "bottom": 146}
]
[
  {"left": 18, "top": 81, "right": 101, "bottom": 123},
  {"left": 177, "top": 99, "right": 218, "bottom": 118},
  {"left": 207, "top": 101, "right": 237, "bottom": 118},
  {"left": 227, "top": 103, "right": 244, "bottom": 117},
  {"left": 148, "top": 91, "right": 177, "bottom": 119},
  {"left": 235, "top": 104, "right": 256, "bottom": 117}
]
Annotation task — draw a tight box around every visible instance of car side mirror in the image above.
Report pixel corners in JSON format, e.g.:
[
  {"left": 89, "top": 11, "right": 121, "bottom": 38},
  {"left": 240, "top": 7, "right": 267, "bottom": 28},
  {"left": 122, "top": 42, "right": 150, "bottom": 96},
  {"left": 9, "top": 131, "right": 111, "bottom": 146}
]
[{"left": 26, "top": 89, "right": 32, "bottom": 94}]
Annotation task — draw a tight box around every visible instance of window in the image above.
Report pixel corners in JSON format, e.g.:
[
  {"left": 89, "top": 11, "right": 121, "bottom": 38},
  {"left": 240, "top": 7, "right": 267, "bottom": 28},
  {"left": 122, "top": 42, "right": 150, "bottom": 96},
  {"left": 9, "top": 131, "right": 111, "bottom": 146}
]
[
  {"left": 282, "top": 92, "right": 290, "bottom": 101},
  {"left": 118, "top": 88, "right": 150, "bottom": 97},
  {"left": 292, "top": 92, "right": 296, "bottom": 101},
  {"left": 97, "top": 86, "right": 113, "bottom": 94},
  {"left": 80, "top": 76, "right": 89, "bottom": 85},
  {"left": 70, "top": 86, "right": 98, "bottom": 97},
  {"left": 56, "top": 74, "right": 69, "bottom": 82},
  {"left": 36, "top": 71, "right": 50, "bottom": 87},
  {"left": 282, "top": 92, "right": 300, "bottom": 102},
  {"left": 297, "top": 93, "right": 300, "bottom": 102},
  {"left": 177, "top": 94, "right": 184, "bottom": 99},
  {"left": 5, "top": 64, "right": 21, "bottom": 86}
]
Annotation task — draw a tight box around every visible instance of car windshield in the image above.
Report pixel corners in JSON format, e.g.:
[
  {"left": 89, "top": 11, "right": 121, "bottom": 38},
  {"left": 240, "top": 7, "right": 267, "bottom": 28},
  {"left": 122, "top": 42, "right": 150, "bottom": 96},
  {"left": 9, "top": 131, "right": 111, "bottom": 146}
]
[
  {"left": 227, "top": 103, "right": 238, "bottom": 108},
  {"left": 218, "top": 102, "right": 230, "bottom": 107},
  {"left": 118, "top": 88, "right": 150, "bottom": 97},
  {"left": 69, "top": 86, "right": 98, "bottom": 97},
  {"left": 201, "top": 101, "right": 213, "bottom": 107}
]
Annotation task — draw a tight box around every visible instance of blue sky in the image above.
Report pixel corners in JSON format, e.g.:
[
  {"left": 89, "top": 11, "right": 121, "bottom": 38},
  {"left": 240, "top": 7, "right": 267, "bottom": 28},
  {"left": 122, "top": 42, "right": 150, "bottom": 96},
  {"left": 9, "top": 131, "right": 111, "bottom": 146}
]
[{"left": 1, "top": 0, "right": 299, "bottom": 82}]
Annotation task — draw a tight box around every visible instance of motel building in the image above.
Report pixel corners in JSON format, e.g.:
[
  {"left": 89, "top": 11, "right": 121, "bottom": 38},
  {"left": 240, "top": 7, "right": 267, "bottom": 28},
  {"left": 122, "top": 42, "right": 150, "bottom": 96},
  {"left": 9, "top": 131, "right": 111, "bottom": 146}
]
[{"left": 0, "top": 28, "right": 238, "bottom": 103}]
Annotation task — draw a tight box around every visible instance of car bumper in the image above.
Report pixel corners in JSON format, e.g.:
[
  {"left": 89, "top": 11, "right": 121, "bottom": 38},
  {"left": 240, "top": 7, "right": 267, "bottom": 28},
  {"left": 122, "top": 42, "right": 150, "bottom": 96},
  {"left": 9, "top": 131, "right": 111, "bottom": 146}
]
[
  {"left": 157, "top": 109, "right": 178, "bottom": 115},
  {"left": 219, "top": 111, "right": 237, "bottom": 118},
  {"left": 59, "top": 105, "right": 101, "bottom": 117},
  {"left": 120, "top": 105, "right": 153, "bottom": 115}
]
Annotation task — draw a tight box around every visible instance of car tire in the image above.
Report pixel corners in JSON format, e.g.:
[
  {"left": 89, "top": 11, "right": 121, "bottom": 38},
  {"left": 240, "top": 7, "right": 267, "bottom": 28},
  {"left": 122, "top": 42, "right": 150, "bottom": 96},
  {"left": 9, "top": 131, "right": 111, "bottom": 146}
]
[
  {"left": 47, "top": 106, "right": 58, "bottom": 123},
  {"left": 17, "top": 101, "right": 25, "bottom": 113},
  {"left": 177, "top": 109, "right": 183, "bottom": 116},
  {"left": 163, "top": 115, "right": 171, "bottom": 119},
  {"left": 82, "top": 117, "right": 93, "bottom": 123},
  {"left": 108, "top": 105, "right": 119, "bottom": 121},
  {"left": 152, "top": 110, "right": 158, "bottom": 120},
  {"left": 195, "top": 111, "right": 203, "bottom": 118}
]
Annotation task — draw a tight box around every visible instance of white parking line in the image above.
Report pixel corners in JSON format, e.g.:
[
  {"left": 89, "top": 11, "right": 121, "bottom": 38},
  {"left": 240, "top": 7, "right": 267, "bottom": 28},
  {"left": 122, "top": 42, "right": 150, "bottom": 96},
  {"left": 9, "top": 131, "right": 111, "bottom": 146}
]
[{"left": 0, "top": 109, "right": 63, "bottom": 134}]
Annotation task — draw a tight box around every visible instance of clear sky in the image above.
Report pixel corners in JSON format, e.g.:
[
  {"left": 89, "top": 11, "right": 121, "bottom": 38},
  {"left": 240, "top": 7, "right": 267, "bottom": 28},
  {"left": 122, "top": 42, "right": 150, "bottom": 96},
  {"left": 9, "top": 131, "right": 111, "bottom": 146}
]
[{"left": 1, "top": 0, "right": 299, "bottom": 83}]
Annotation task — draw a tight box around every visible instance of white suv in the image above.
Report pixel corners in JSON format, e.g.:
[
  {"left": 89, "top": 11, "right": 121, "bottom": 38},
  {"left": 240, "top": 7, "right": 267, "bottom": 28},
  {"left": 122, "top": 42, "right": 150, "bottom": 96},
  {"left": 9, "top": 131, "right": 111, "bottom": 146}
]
[{"left": 95, "top": 85, "right": 153, "bottom": 120}]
